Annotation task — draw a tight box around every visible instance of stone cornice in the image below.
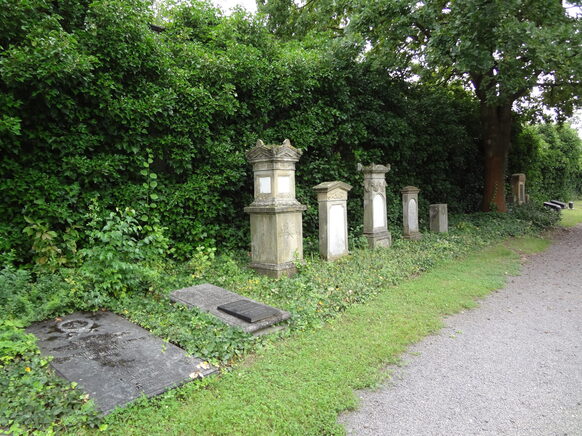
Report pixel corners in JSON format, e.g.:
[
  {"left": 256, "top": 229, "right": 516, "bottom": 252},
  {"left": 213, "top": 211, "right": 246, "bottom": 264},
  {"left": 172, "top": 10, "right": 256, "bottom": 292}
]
[{"left": 246, "top": 139, "right": 303, "bottom": 163}]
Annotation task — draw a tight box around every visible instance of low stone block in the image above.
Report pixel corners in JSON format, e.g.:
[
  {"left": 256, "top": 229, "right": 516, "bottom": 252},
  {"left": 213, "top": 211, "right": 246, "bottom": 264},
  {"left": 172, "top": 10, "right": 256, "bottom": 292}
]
[
  {"left": 170, "top": 284, "right": 290, "bottom": 335},
  {"left": 429, "top": 204, "right": 448, "bottom": 233},
  {"left": 27, "top": 311, "right": 216, "bottom": 414}
]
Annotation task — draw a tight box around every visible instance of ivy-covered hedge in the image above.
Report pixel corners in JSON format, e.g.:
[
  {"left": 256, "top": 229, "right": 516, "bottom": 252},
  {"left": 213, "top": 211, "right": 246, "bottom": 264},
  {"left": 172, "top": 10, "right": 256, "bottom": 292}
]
[
  {"left": 2, "top": 0, "right": 579, "bottom": 265},
  {"left": 0, "top": 0, "right": 485, "bottom": 263},
  {"left": 509, "top": 123, "right": 582, "bottom": 203}
]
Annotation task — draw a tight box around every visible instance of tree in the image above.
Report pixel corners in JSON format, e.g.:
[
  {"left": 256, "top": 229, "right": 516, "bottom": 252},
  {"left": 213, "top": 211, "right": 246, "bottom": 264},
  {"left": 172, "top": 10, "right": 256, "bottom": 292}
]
[{"left": 259, "top": 0, "right": 582, "bottom": 211}]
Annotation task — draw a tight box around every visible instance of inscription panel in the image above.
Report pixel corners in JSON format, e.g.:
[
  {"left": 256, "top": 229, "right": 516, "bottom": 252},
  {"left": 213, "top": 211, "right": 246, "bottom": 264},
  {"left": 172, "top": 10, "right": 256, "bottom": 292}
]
[
  {"left": 27, "top": 312, "right": 216, "bottom": 414},
  {"left": 259, "top": 177, "right": 272, "bottom": 194},
  {"left": 372, "top": 194, "right": 385, "bottom": 229},
  {"left": 408, "top": 198, "right": 419, "bottom": 232},
  {"left": 329, "top": 204, "right": 347, "bottom": 256},
  {"left": 217, "top": 300, "right": 278, "bottom": 323},
  {"left": 278, "top": 176, "right": 291, "bottom": 194}
]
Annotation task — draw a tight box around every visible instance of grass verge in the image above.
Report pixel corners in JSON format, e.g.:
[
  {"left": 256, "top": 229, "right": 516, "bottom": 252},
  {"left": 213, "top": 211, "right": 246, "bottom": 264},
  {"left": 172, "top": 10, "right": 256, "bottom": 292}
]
[
  {"left": 560, "top": 201, "right": 582, "bottom": 227},
  {"left": 95, "top": 236, "right": 549, "bottom": 435}
]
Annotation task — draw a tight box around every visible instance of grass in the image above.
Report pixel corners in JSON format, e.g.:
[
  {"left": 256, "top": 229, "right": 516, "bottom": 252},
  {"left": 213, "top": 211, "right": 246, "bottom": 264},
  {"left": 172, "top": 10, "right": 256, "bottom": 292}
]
[
  {"left": 560, "top": 201, "right": 582, "bottom": 227},
  {"left": 91, "top": 235, "right": 549, "bottom": 436}
]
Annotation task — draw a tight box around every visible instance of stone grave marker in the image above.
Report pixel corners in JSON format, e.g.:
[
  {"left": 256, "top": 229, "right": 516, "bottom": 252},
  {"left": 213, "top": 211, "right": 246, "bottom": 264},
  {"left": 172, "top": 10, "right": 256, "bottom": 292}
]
[
  {"left": 511, "top": 173, "right": 526, "bottom": 205},
  {"left": 358, "top": 163, "right": 392, "bottom": 248},
  {"left": 244, "top": 139, "right": 307, "bottom": 278},
  {"left": 170, "top": 283, "right": 290, "bottom": 335},
  {"left": 402, "top": 186, "right": 422, "bottom": 240},
  {"left": 27, "top": 311, "right": 216, "bottom": 414},
  {"left": 429, "top": 203, "right": 448, "bottom": 233},
  {"left": 313, "top": 181, "right": 352, "bottom": 260}
]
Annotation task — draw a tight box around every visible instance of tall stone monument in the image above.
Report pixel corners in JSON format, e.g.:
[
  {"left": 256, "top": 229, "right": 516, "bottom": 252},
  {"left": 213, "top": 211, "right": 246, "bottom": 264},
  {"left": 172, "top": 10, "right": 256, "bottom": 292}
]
[
  {"left": 402, "top": 186, "right": 421, "bottom": 240},
  {"left": 313, "top": 181, "right": 352, "bottom": 261},
  {"left": 429, "top": 204, "right": 448, "bottom": 233},
  {"left": 358, "top": 163, "right": 392, "bottom": 248},
  {"left": 244, "top": 139, "right": 307, "bottom": 278},
  {"left": 511, "top": 173, "right": 526, "bottom": 205}
]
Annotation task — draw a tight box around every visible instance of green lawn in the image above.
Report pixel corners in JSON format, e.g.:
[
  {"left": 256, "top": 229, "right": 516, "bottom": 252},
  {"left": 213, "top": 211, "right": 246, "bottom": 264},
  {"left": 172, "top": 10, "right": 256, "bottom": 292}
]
[
  {"left": 560, "top": 201, "right": 582, "bottom": 227},
  {"left": 93, "top": 236, "right": 549, "bottom": 435}
]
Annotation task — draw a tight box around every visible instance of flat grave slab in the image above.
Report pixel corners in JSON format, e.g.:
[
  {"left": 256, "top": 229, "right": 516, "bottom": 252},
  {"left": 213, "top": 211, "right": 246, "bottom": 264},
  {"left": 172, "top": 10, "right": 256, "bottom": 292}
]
[
  {"left": 170, "top": 283, "right": 291, "bottom": 335},
  {"left": 27, "top": 311, "right": 216, "bottom": 414}
]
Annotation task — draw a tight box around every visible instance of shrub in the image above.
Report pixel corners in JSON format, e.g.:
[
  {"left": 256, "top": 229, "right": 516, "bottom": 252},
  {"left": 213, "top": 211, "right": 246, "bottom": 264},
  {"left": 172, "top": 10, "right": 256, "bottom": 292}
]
[
  {"left": 78, "top": 207, "right": 169, "bottom": 301},
  {"left": 510, "top": 202, "right": 561, "bottom": 230}
]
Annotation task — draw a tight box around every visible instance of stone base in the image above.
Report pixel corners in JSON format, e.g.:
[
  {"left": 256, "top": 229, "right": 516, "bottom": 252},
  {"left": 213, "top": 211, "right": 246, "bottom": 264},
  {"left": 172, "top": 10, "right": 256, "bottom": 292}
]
[
  {"left": 250, "top": 261, "right": 297, "bottom": 278},
  {"left": 365, "top": 231, "right": 392, "bottom": 249},
  {"left": 324, "top": 252, "right": 350, "bottom": 261},
  {"left": 404, "top": 231, "right": 422, "bottom": 241}
]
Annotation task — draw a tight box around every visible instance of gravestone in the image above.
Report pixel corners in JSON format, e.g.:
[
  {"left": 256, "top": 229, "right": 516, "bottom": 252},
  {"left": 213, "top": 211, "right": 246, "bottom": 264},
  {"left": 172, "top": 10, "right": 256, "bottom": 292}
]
[
  {"left": 313, "top": 181, "right": 352, "bottom": 260},
  {"left": 27, "top": 312, "right": 216, "bottom": 414},
  {"left": 170, "top": 283, "right": 290, "bottom": 335},
  {"left": 358, "top": 163, "right": 392, "bottom": 248},
  {"left": 429, "top": 204, "right": 448, "bottom": 233},
  {"left": 511, "top": 173, "right": 526, "bottom": 205},
  {"left": 244, "top": 139, "right": 307, "bottom": 278},
  {"left": 402, "top": 186, "right": 422, "bottom": 240}
]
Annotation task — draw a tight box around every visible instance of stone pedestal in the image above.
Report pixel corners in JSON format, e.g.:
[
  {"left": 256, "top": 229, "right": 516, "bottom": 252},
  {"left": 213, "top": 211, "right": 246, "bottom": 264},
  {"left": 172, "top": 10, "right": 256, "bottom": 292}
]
[
  {"left": 313, "top": 181, "right": 352, "bottom": 261},
  {"left": 402, "top": 186, "right": 421, "bottom": 240},
  {"left": 358, "top": 163, "right": 392, "bottom": 248},
  {"left": 244, "top": 139, "right": 306, "bottom": 278},
  {"left": 429, "top": 204, "right": 448, "bottom": 233},
  {"left": 511, "top": 173, "right": 526, "bottom": 205}
]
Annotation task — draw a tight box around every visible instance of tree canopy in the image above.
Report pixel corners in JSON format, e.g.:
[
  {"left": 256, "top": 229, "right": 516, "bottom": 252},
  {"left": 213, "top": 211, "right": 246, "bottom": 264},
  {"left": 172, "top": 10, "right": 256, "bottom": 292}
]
[{"left": 260, "top": 0, "right": 582, "bottom": 210}]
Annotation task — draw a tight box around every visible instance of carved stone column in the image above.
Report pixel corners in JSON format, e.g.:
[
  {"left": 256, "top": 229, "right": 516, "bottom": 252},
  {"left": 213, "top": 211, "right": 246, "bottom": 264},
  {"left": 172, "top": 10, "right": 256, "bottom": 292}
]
[
  {"left": 359, "top": 164, "right": 391, "bottom": 248},
  {"left": 313, "top": 181, "right": 352, "bottom": 261},
  {"left": 244, "top": 140, "right": 307, "bottom": 278}
]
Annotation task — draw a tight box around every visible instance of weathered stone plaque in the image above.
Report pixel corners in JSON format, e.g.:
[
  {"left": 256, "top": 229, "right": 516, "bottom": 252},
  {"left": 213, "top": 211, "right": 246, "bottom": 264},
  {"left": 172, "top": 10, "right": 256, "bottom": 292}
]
[
  {"left": 217, "top": 300, "right": 278, "bottom": 323},
  {"left": 27, "top": 311, "right": 216, "bottom": 414},
  {"left": 170, "top": 283, "right": 290, "bottom": 335}
]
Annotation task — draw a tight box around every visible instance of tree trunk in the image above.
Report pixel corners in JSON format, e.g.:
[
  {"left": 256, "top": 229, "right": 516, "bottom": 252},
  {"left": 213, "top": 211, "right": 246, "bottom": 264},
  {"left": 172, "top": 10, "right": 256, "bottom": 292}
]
[{"left": 480, "top": 102, "right": 513, "bottom": 212}]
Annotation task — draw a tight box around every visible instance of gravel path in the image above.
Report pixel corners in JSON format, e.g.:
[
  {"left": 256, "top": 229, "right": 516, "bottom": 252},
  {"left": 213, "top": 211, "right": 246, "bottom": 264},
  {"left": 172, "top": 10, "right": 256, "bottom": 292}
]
[{"left": 340, "top": 224, "right": 582, "bottom": 436}]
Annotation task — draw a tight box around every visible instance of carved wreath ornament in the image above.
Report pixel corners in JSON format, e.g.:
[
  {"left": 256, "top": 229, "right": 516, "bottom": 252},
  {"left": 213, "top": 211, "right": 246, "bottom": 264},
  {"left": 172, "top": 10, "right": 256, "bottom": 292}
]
[{"left": 364, "top": 180, "right": 386, "bottom": 193}]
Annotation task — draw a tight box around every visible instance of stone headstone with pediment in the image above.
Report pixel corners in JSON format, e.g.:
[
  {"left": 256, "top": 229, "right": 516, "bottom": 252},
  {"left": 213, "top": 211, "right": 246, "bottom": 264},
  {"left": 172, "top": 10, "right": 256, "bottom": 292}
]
[
  {"left": 313, "top": 181, "right": 352, "bottom": 260},
  {"left": 244, "top": 139, "right": 307, "bottom": 278},
  {"left": 27, "top": 311, "right": 216, "bottom": 414},
  {"left": 402, "top": 186, "right": 422, "bottom": 240}
]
